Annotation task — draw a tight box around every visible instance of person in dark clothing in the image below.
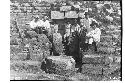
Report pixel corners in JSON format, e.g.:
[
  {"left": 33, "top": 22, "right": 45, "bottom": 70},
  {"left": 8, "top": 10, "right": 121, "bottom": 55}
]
[
  {"left": 63, "top": 34, "right": 70, "bottom": 56},
  {"left": 79, "top": 25, "right": 88, "bottom": 52},
  {"left": 63, "top": 24, "right": 71, "bottom": 56},
  {"left": 69, "top": 26, "right": 81, "bottom": 66}
]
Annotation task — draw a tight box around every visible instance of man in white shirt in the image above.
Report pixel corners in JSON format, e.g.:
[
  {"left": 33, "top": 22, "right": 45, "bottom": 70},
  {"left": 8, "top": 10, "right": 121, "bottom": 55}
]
[
  {"left": 43, "top": 16, "right": 50, "bottom": 30},
  {"left": 41, "top": 16, "right": 51, "bottom": 36},
  {"left": 86, "top": 21, "right": 101, "bottom": 53}
]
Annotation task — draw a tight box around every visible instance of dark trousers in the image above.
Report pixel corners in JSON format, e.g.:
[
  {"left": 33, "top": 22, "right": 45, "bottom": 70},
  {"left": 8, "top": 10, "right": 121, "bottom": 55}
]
[
  {"left": 92, "top": 42, "right": 97, "bottom": 52},
  {"left": 80, "top": 42, "right": 88, "bottom": 52},
  {"left": 88, "top": 42, "right": 97, "bottom": 54}
]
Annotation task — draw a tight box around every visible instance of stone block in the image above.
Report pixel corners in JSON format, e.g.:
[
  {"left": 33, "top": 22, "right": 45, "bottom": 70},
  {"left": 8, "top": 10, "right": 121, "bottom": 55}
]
[
  {"left": 82, "top": 64, "right": 103, "bottom": 75},
  {"left": 82, "top": 54, "right": 105, "bottom": 64},
  {"left": 41, "top": 56, "right": 76, "bottom": 76}
]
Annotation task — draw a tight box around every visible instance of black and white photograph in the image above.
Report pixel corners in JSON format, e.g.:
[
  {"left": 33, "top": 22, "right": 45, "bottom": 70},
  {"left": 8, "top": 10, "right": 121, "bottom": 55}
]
[{"left": 10, "top": 0, "right": 122, "bottom": 81}]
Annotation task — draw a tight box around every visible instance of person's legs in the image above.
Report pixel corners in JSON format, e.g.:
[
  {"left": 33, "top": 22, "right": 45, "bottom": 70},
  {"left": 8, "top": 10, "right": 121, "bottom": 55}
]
[
  {"left": 92, "top": 42, "right": 97, "bottom": 53},
  {"left": 87, "top": 43, "right": 93, "bottom": 54},
  {"left": 33, "top": 28, "right": 38, "bottom": 34},
  {"left": 93, "top": 42, "right": 97, "bottom": 52},
  {"left": 38, "top": 27, "right": 42, "bottom": 34}
]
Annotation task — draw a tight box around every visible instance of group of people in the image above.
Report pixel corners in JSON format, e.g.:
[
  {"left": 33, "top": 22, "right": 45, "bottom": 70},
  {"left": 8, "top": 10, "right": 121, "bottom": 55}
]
[
  {"left": 25, "top": 12, "right": 101, "bottom": 66},
  {"left": 63, "top": 22, "right": 101, "bottom": 65},
  {"left": 63, "top": 12, "right": 101, "bottom": 54},
  {"left": 28, "top": 15, "right": 51, "bottom": 35}
]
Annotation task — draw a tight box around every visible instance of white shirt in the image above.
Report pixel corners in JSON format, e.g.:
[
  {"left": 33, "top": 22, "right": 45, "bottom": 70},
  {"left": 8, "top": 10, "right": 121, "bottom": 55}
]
[
  {"left": 29, "top": 19, "right": 44, "bottom": 29},
  {"left": 43, "top": 20, "right": 50, "bottom": 30},
  {"left": 86, "top": 28, "right": 101, "bottom": 43}
]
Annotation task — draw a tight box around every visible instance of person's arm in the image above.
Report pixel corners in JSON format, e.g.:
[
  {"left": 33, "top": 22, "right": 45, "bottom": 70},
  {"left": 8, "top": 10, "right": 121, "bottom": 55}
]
[
  {"left": 93, "top": 28, "right": 101, "bottom": 36},
  {"left": 46, "top": 21, "right": 50, "bottom": 29}
]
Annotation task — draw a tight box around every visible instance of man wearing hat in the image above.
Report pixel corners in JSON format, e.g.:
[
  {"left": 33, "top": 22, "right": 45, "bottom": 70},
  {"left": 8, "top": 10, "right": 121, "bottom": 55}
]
[
  {"left": 42, "top": 16, "right": 51, "bottom": 36},
  {"left": 80, "top": 12, "right": 97, "bottom": 33},
  {"left": 86, "top": 21, "right": 101, "bottom": 53}
]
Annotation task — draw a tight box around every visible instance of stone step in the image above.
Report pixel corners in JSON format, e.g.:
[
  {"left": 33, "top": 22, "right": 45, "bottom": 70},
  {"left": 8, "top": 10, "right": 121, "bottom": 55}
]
[
  {"left": 82, "top": 54, "right": 115, "bottom": 65},
  {"left": 68, "top": 73, "right": 91, "bottom": 81},
  {"left": 30, "top": 53, "right": 44, "bottom": 61},
  {"left": 100, "top": 35, "right": 113, "bottom": 42},
  {"left": 10, "top": 45, "right": 23, "bottom": 54},
  {"left": 81, "top": 64, "right": 103, "bottom": 75},
  {"left": 97, "top": 42, "right": 114, "bottom": 48},
  {"left": 97, "top": 47, "right": 116, "bottom": 54},
  {"left": 107, "top": 25, "right": 119, "bottom": 30},
  {"left": 10, "top": 52, "right": 28, "bottom": 60},
  {"left": 41, "top": 56, "right": 76, "bottom": 76},
  {"left": 30, "top": 50, "right": 50, "bottom": 61},
  {"left": 82, "top": 54, "right": 105, "bottom": 64},
  {"left": 10, "top": 60, "right": 41, "bottom": 74},
  {"left": 10, "top": 70, "right": 70, "bottom": 80},
  {"left": 103, "top": 63, "right": 121, "bottom": 75},
  {"left": 10, "top": 37, "right": 21, "bottom": 45},
  {"left": 106, "top": 30, "right": 121, "bottom": 35},
  {"left": 10, "top": 70, "right": 38, "bottom": 80}
]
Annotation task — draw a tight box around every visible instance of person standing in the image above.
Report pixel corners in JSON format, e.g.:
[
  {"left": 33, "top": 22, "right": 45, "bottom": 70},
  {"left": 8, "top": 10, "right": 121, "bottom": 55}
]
[
  {"left": 69, "top": 23, "right": 80, "bottom": 65},
  {"left": 52, "top": 25, "right": 63, "bottom": 56},
  {"left": 79, "top": 25, "right": 88, "bottom": 52},
  {"left": 63, "top": 23, "right": 71, "bottom": 56},
  {"left": 42, "top": 16, "right": 51, "bottom": 36},
  {"left": 80, "top": 12, "right": 97, "bottom": 33}
]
